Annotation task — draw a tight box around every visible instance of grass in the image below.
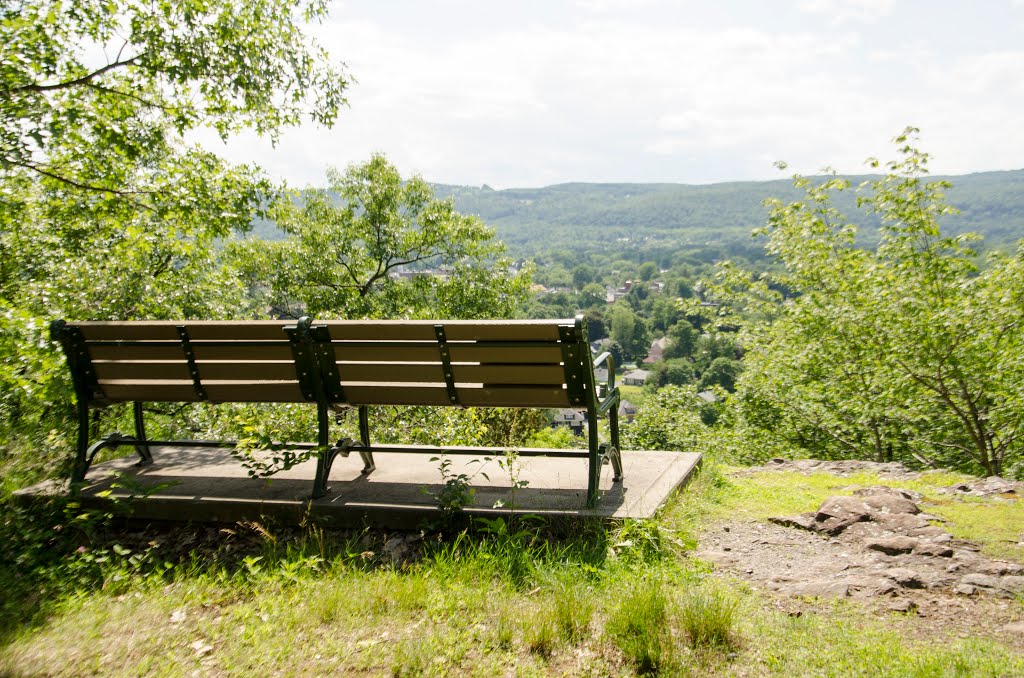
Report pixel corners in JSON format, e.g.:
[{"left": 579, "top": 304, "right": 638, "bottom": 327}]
[
  {"left": 1, "top": 462, "right": 1022, "bottom": 676},
  {"left": 712, "top": 465, "right": 1024, "bottom": 562},
  {"left": 678, "top": 583, "right": 739, "bottom": 650}
]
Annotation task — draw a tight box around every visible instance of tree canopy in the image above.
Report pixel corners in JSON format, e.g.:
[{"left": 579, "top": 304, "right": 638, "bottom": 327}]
[
  {"left": 1, "top": 0, "right": 349, "bottom": 320},
  {"left": 231, "top": 155, "right": 530, "bottom": 320},
  {"left": 730, "top": 129, "right": 1024, "bottom": 476}
]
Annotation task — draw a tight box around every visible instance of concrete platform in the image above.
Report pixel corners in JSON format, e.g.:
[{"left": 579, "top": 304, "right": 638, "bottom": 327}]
[{"left": 16, "top": 448, "right": 702, "bottom": 529}]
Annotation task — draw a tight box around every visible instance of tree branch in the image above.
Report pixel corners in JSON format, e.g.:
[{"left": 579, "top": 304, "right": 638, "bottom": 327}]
[
  {"left": 6, "top": 158, "right": 156, "bottom": 212},
  {"left": 11, "top": 53, "right": 144, "bottom": 94}
]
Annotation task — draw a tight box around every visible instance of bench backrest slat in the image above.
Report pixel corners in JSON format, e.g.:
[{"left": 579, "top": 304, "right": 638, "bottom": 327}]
[
  {"left": 340, "top": 384, "right": 571, "bottom": 408},
  {"left": 320, "top": 320, "right": 562, "bottom": 342},
  {"left": 100, "top": 380, "right": 308, "bottom": 403},
  {"left": 74, "top": 321, "right": 295, "bottom": 341}
]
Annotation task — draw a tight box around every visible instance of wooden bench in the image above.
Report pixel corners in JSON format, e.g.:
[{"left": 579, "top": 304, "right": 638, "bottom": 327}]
[{"left": 50, "top": 315, "right": 623, "bottom": 507}]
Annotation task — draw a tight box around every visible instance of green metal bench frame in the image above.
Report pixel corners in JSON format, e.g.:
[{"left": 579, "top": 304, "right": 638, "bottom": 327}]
[{"left": 50, "top": 315, "right": 623, "bottom": 507}]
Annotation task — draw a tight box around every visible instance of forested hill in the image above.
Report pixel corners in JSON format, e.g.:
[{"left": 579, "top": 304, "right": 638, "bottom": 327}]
[{"left": 432, "top": 168, "right": 1024, "bottom": 257}]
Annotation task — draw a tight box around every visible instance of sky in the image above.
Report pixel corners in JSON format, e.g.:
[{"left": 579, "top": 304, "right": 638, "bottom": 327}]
[{"left": 200, "top": 0, "right": 1024, "bottom": 189}]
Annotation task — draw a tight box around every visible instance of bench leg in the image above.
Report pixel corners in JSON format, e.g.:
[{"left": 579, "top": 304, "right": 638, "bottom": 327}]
[
  {"left": 608, "top": 403, "right": 623, "bottom": 482},
  {"left": 132, "top": 402, "right": 153, "bottom": 466},
  {"left": 313, "top": 401, "right": 331, "bottom": 499},
  {"left": 358, "top": 406, "right": 375, "bottom": 474},
  {"left": 72, "top": 400, "right": 90, "bottom": 485},
  {"left": 586, "top": 410, "right": 600, "bottom": 508}
]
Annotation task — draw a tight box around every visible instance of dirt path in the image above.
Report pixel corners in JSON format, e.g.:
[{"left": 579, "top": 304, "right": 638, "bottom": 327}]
[{"left": 695, "top": 463, "right": 1024, "bottom": 650}]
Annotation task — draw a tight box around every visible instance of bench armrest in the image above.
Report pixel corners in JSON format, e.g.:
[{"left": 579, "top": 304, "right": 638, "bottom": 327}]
[{"left": 592, "top": 351, "right": 620, "bottom": 412}]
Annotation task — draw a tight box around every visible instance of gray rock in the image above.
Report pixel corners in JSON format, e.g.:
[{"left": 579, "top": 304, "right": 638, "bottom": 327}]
[
  {"left": 960, "top": 573, "right": 1002, "bottom": 588},
  {"left": 866, "top": 536, "right": 920, "bottom": 555},
  {"left": 884, "top": 568, "right": 926, "bottom": 589},
  {"left": 768, "top": 514, "right": 818, "bottom": 531},
  {"left": 887, "top": 599, "right": 919, "bottom": 613},
  {"left": 974, "top": 560, "right": 1024, "bottom": 577},
  {"left": 912, "top": 542, "right": 954, "bottom": 558},
  {"left": 1000, "top": 575, "right": 1024, "bottom": 593},
  {"left": 956, "top": 573, "right": 1023, "bottom": 598},
  {"left": 814, "top": 496, "right": 872, "bottom": 535},
  {"left": 873, "top": 513, "right": 932, "bottom": 532},
  {"left": 839, "top": 522, "right": 891, "bottom": 541},
  {"left": 906, "top": 527, "right": 952, "bottom": 541},
  {"left": 854, "top": 486, "right": 922, "bottom": 502},
  {"left": 955, "top": 583, "right": 980, "bottom": 596},
  {"left": 783, "top": 580, "right": 850, "bottom": 598},
  {"left": 861, "top": 494, "right": 921, "bottom": 516},
  {"left": 1003, "top": 622, "right": 1024, "bottom": 635}
]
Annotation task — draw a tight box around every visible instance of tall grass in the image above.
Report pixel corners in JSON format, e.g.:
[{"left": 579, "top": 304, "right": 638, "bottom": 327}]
[{"left": 605, "top": 579, "right": 673, "bottom": 674}]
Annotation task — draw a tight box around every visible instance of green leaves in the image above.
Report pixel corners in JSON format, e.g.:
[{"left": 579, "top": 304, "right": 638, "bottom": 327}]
[
  {"left": 734, "top": 131, "right": 1024, "bottom": 476},
  {"left": 236, "top": 154, "right": 530, "bottom": 320}
]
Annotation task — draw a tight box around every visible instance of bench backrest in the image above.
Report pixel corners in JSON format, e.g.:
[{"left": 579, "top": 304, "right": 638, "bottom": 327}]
[
  {"left": 313, "top": 319, "right": 592, "bottom": 409},
  {"left": 51, "top": 320, "right": 312, "bottom": 405},
  {"left": 51, "top": 317, "right": 595, "bottom": 410}
]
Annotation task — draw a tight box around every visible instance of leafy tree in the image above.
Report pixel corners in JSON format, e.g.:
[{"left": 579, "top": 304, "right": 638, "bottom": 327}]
[
  {"left": 232, "top": 155, "right": 530, "bottom": 319},
  {"left": 693, "top": 333, "right": 741, "bottom": 373},
  {"left": 647, "top": 295, "right": 681, "bottom": 333},
  {"left": 1, "top": 0, "right": 348, "bottom": 319},
  {"left": 572, "top": 264, "right": 596, "bottom": 290},
  {"left": 698, "top": 357, "right": 742, "bottom": 393},
  {"left": 662, "top": 320, "right": 698, "bottom": 359},
  {"left": 638, "top": 261, "right": 658, "bottom": 281},
  {"left": 623, "top": 385, "right": 713, "bottom": 452},
  {"left": 733, "top": 129, "right": 1024, "bottom": 475},
  {"left": 584, "top": 310, "right": 607, "bottom": 341},
  {"left": 649, "top": 359, "right": 694, "bottom": 389},
  {"left": 0, "top": 0, "right": 347, "bottom": 479},
  {"left": 607, "top": 304, "right": 649, "bottom": 359},
  {"left": 579, "top": 282, "right": 607, "bottom": 309}
]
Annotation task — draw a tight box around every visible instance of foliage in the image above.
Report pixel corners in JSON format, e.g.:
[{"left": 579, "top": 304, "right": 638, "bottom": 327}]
[
  {"left": 231, "top": 154, "right": 531, "bottom": 320},
  {"left": 426, "top": 455, "right": 486, "bottom": 521},
  {"left": 698, "top": 356, "right": 742, "bottom": 392},
  {"left": 729, "top": 129, "right": 1024, "bottom": 475},
  {"left": 1, "top": 0, "right": 348, "bottom": 317},
  {"left": 624, "top": 385, "right": 723, "bottom": 452},
  {"left": 0, "top": 0, "right": 348, "bottom": 485}
]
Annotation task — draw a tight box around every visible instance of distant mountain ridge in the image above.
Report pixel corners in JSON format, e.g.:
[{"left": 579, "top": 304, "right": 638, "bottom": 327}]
[
  {"left": 248, "top": 170, "right": 1024, "bottom": 259},
  {"left": 432, "top": 169, "right": 1024, "bottom": 256}
]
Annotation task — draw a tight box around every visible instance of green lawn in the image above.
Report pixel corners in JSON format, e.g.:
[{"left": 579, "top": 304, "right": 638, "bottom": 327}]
[{"left": 1, "top": 465, "right": 1022, "bottom": 676}]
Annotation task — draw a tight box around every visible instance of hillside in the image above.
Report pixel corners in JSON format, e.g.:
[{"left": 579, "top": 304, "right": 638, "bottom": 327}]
[{"left": 433, "top": 169, "right": 1024, "bottom": 256}]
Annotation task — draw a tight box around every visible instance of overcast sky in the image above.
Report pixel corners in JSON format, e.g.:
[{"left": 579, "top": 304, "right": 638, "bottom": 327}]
[{"left": 200, "top": 0, "right": 1024, "bottom": 188}]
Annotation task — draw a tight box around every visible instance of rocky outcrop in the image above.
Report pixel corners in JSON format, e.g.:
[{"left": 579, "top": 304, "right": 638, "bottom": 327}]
[{"left": 768, "top": 486, "right": 1024, "bottom": 601}]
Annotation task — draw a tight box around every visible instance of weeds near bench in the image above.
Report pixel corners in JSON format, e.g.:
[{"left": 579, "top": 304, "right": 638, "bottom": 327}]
[{"left": 425, "top": 454, "right": 491, "bottom": 523}]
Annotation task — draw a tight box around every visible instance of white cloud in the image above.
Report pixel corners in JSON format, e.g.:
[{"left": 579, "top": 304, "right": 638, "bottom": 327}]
[
  {"left": 797, "top": 0, "right": 897, "bottom": 24},
  {"left": 197, "top": 1, "right": 1024, "bottom": 187}
]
